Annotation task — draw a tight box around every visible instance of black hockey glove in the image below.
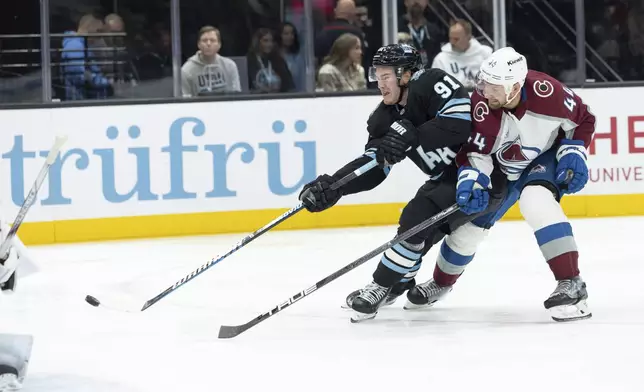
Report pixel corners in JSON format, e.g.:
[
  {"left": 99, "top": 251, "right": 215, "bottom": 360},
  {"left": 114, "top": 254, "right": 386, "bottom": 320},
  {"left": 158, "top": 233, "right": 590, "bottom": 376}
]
[
  {"left": 298, "top": 174, "right": 342, "bottom": 212},
  {"left": 376, "top": 119, "right": 419, "bottom": 167}
]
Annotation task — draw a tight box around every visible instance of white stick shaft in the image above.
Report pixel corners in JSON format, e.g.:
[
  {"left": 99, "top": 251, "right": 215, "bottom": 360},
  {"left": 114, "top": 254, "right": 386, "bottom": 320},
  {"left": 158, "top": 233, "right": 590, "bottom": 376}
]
[{"left": 0, "top": 136, "right": 67, "bottom": 258}]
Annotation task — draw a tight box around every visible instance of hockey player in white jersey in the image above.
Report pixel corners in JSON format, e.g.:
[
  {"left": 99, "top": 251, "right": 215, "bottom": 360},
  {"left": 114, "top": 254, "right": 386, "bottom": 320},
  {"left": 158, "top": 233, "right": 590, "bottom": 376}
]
[
  {"left": 0, "top": 216, "right": 35, "bottom": 391},
  {"left": 407, "top": 47, "right": 596, "bottom": 322}
]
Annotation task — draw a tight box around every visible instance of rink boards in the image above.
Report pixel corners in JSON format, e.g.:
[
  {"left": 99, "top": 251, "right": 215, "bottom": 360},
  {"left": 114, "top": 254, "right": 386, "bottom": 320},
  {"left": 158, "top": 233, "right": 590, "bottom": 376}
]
[{"left": 1, "top": 85, "right": 643, "bottom": 245}]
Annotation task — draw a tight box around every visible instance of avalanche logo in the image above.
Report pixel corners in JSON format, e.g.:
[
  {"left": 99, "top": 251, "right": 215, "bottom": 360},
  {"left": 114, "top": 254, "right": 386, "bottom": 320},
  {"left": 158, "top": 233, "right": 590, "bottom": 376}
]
[
  {"left": 473, "top": 101, "right": 489, "bottom": 122},
  {"left": 529, "top": 164, "right": 546, "bottom": 175},
  {"left": 533, "top": 80, "right": 554, "bottom": 98},
  {"left": 496, "top": 136, "right": 541, "bottom": 176}
]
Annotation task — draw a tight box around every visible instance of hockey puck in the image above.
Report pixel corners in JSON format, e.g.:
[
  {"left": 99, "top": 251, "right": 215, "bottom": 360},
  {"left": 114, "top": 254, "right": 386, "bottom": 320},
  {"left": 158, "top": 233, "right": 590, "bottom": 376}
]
[{"left": 85, "top": 295, "right": 101, "bottom": 307}]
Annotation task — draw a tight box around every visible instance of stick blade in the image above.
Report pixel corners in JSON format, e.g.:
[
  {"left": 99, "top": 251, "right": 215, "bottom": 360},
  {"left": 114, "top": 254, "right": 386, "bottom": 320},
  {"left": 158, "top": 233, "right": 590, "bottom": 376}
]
[
  {"left": 218, "top": 325, "right": 245, "bottom": 339},
  {"left": 140, "top": 300, "right": 154, "bottom": 312}
]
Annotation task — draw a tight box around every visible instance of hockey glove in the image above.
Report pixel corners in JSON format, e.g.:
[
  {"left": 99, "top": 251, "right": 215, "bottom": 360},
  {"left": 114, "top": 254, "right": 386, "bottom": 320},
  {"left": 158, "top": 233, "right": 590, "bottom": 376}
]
[
  {"left": 555, "top": 139, "right": 588, "bottom": 194},
  {"left": 375, "top": 119, "right": 418, "bottom": 167},
  {"left": 456, "top": 166, "right": 491, "bottom": 215},
  {"left": 299, "top": 174, "right": 342, "bottom": 212}
]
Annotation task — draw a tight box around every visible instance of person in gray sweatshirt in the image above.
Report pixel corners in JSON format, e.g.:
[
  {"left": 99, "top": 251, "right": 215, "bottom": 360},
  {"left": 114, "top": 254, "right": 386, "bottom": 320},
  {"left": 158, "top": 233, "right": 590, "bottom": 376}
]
[{"left": 181, "top": 26, "right": 241, "bottom": 96}]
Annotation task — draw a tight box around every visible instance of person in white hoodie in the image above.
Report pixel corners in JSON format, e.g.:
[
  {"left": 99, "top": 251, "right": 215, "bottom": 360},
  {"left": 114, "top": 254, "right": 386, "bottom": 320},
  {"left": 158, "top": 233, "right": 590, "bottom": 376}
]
[
  {"left": 431, "top": 19, "right": 493, "bottom": 88},
  {"left": 181, "top": 26, "right": 241, "bottom": 97}
]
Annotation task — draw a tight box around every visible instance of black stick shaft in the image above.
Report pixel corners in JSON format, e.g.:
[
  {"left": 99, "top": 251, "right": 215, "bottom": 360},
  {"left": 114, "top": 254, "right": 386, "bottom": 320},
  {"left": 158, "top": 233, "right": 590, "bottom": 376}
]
[
  {"left": 218, "top": 203, "right": 460, "bottom": 339},
  {"left": 136, "top": 159, "right": 379, "bottom": 311}
]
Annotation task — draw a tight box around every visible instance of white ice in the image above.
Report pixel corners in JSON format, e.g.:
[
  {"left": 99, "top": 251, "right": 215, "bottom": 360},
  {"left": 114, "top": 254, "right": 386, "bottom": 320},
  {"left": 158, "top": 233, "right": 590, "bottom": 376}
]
[{"left": 2, "top": 216, "right": 644, "bottom": 392}]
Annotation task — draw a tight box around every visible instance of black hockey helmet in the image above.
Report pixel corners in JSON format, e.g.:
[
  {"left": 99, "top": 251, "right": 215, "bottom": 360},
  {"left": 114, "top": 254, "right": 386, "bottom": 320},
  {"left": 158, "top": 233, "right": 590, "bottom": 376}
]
[{"left": 369, "top": 44, "right": 421, "bottom": 82}]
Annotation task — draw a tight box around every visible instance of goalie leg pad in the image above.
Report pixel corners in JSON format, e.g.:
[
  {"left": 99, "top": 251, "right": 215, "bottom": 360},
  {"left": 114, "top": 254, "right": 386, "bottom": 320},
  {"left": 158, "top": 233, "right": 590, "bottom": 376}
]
[{"left": 0, "top": 334, "right": 33, "bottom": 391}]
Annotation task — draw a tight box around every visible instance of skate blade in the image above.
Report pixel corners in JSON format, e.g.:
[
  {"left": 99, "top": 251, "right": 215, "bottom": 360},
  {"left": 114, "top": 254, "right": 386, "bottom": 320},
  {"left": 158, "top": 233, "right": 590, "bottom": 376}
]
[
  {"left": 350, "top": 311, "right": 377, "bottom": 323},
  {"left": 343, "top": 298, "right": 396, "bottom": 310},
  {"left": 403, "top": 299, "right": 438, "bottom": 310},
  {"left": 549, "top": 300, "right": 592, "bottom": 322}
]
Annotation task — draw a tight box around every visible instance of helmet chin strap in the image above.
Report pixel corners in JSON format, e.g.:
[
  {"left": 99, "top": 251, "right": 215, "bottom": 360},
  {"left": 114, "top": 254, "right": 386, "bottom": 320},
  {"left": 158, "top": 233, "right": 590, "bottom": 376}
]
[
  {"left": 502, "top": 83, "right": 522, "bottom": 108},
  {"left": 395, "top": 67, "right": 414, "bottom": 105},
  {"left": 396, "top": 86, "right": 407, "bottom": 104},
  {"left": 396, "top": 77, "right": 409, "bottom": 105}
]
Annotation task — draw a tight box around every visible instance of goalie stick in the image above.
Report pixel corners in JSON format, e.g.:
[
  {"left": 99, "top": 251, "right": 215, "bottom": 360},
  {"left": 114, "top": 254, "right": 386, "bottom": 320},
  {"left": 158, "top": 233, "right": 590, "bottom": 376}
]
[
  {"left": 0, "top": 135, "right": 68, "bottom": 261},
  {"left": 85, "top": 159, "right": 379, "bottom": 312},
  {"left": 217, "top": 203, "right": 460, "bottom": 339}
]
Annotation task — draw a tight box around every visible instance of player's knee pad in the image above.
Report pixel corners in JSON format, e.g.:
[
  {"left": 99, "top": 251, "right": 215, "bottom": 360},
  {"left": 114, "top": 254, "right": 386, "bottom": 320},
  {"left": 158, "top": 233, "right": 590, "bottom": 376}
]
[
  {"left": 445, "top": 223, "right": 488, "bottom": 255},
  {"left": 375, "top": 240, "right": 424, "bottom": 286},
  {"left": 436, "top": 223, "right": 488, "bottom": 275},
  {"left": 519, "top": 185, "right": 568, "bottom": 231}
]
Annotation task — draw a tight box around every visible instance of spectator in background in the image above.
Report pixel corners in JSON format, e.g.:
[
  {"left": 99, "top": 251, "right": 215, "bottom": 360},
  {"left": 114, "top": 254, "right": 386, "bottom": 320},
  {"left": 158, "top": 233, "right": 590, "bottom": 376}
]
[
  {"left": 314, "top": 0, "right": 364, "bottom": 63},
  {"left": 353, "top": 0, "right": 375, "bottom": 86},
  {"left": 431, "top": 19, "right": 492, "bottom": 88},
  {"left": 93, "top": 13, "right": 124, "bottom": 75},
  {"left": 247, "top": 28, "right": 294, "bottom": 94},
  {"left": 181, "top": 25, "right": 241, "bottom": 97},
  {"left": 134, "top": 27, "right": 172, "bottom": 81},
  {"left": 277, "top": 22, "right": 306, "bottom": 92},
  {"left": 398, "top": 0, "right": 445, "bottom": 67},
  {"left": 316, "top": 33, "right": 366, "bottom": 92},
  {"left": 99, "top": 13, "right": 139, "bottom": 97},
  {"left": 398, "top": 32, "right": 413, "bottom": 45},
  {"left": 60, "top": 14, "right": 112, "bottom": 100}
]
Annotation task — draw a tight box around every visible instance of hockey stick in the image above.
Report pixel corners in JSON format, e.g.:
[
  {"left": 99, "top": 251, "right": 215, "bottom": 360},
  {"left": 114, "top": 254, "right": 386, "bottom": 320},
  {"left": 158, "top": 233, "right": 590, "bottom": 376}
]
[
  {"left": 84, "top": 159, "right": 379, "bottom": 312},
  {"left": 0, "top": 135, "right": 68, "bottom": 261},
  {"left": 218, "top": 202, "right": 461, "bottom": 339}
]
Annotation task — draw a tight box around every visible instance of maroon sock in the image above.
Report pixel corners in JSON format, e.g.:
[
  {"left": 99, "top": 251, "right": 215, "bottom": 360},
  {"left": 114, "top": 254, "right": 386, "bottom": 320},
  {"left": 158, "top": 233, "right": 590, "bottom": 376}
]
[
  {"left": 547, "top": 251, "right": 580, "bottom": 280},
  {"left": 433, "top": 264, "right": 461, "bottom": 287}
]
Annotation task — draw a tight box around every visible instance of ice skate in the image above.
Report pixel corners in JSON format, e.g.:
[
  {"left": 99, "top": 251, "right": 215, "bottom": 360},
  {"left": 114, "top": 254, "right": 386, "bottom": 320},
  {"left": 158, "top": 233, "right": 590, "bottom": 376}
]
[
  {"left": 349, "top": 281, "right": 392, "bottom": 323},
  {"left": 404, "top": 278, "right": 452, "bottom": 310},
  {"left": 0, "top": 365, "right": 21, "bottom": 392},
  {"left": 342, "top": 279, "right": 415, "bottom": 310},
  {"left": 544, "top": 276, "right": 592, "bottom": 322}
]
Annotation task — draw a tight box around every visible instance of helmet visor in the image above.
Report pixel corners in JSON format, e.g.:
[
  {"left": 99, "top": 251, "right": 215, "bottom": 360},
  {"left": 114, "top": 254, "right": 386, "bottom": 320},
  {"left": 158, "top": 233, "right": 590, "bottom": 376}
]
[
  {"left": 475, "top": 71, "right": 507, "bottom": 98},
  {"left": 368, "top": 66, "right": 397, "bottom": 83}
]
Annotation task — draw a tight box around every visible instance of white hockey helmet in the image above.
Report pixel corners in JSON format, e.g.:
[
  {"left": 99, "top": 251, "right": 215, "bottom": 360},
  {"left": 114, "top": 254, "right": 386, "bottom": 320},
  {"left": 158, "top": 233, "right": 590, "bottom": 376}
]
[{"left": 476, "top": 47, "right": 528, "bottom": 99}]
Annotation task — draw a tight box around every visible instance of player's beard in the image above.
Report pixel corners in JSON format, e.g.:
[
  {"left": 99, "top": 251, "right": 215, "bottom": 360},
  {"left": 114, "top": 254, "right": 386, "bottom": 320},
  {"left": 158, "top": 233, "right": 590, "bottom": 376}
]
[
  {"left": 488, "top": 99, "right": 503, "bottom": 109},
  {"left": 487, "top": 96, "right": 506, "bottom": 109}
]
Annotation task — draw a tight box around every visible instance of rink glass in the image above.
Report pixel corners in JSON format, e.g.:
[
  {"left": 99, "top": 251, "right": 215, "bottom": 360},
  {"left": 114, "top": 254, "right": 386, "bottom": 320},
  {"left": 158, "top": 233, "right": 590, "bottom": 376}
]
[{"left": 1, "top": 0, "right": 643, "bottom": 106}]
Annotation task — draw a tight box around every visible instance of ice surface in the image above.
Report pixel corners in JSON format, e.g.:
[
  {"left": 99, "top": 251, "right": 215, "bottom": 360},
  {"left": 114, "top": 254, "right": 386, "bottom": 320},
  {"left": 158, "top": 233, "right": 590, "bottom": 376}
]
[{"left": 2, "top": 216, "right": 644, "bottom": 391}]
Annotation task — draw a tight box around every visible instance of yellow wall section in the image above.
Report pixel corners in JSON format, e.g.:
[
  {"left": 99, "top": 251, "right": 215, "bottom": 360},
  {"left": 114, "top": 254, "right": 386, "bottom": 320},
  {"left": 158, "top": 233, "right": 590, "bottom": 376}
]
[{"left": 16, "top": 193, "right": 644, "bottom": 245}]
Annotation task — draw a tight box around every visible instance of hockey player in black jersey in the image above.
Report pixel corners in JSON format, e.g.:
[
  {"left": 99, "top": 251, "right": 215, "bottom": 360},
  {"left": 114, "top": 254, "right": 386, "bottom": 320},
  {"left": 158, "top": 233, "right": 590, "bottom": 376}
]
[{"left": 299, "top": 44, "right": 507, "bottom": 322}]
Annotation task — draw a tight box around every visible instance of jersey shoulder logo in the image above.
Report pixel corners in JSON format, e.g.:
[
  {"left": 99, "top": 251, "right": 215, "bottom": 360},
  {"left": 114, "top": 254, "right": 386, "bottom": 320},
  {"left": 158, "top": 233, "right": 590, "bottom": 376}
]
[
  {"left": 533, "top": 80, "right": 554, "bottom": 98},
  {"left": 410, "top": 68, "right": 425, "bottom": 81},
  {"left": 473, "top": 100, "right": 490, "bottom": 122}
]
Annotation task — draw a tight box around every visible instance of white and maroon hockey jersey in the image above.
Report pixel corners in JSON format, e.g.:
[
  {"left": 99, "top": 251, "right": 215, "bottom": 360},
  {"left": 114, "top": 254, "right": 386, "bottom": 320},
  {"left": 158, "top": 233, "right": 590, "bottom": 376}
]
[{"left": 457, "top": 70, "right": 596, "bottom": 180}]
